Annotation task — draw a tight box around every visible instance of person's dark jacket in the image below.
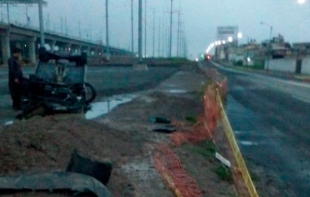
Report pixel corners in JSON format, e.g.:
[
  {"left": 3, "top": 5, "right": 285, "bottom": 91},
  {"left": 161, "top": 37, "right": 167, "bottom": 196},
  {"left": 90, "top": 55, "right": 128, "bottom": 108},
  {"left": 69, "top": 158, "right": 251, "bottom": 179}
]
[{"left": 8, "top": 56, "right": 23, "bottom": 82}]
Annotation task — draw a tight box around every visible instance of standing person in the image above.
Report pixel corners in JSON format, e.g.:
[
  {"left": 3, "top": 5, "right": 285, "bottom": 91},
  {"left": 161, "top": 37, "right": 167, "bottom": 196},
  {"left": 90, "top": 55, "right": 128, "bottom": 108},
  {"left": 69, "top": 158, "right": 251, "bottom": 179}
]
[{"left": 8, "top": 48, "right": 23, "bottom": 111}]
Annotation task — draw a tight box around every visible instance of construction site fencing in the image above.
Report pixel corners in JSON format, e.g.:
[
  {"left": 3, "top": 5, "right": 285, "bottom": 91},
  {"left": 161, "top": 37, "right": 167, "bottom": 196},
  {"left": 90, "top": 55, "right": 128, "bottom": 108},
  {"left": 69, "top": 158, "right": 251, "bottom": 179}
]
[{"left": 154, "top": 67, "right": 259, "bottom": 197}]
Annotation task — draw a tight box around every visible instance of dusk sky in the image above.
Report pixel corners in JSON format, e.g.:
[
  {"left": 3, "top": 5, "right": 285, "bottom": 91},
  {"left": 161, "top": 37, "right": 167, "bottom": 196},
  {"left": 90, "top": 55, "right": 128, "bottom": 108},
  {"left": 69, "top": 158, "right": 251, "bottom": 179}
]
[{"left": 1, "top": 0, "right": 310, "bottom": 59}]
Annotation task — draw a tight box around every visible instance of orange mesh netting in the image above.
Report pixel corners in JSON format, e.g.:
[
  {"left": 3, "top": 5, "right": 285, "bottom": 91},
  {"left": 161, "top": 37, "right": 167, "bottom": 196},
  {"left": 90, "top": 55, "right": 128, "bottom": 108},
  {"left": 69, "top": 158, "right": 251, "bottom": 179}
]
[
  {"left": 171, "top": 81, "right": 224, "bottom": 146},
  {"left": 154, "top": 145, "right": 203, "bottom": 197}
]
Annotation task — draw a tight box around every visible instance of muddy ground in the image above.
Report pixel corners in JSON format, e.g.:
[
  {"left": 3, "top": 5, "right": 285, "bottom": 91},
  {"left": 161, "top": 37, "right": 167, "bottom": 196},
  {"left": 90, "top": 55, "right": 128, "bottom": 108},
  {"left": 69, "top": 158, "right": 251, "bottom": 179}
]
[{"left": 0, "top": 64, "right": 242, "bottom": 197}]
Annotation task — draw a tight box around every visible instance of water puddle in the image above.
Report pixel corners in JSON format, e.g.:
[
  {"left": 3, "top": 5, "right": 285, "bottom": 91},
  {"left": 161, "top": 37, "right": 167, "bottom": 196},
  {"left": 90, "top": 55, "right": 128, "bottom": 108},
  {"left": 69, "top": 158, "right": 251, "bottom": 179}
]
[{"left": 85, "top": 94, "right": 137, "bottom": 120}]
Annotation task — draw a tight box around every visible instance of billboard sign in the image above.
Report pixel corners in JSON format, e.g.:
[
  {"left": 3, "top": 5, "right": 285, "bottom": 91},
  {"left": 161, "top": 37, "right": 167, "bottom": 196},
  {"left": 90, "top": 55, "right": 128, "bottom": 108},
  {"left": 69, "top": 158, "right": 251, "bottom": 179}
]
[{"left": 217, "top": 26, "right": 238, "bottom": 41}]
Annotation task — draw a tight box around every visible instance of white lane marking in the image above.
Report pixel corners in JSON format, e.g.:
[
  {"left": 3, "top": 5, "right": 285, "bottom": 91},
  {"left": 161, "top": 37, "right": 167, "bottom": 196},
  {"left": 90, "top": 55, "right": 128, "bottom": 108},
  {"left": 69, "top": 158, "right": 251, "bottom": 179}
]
[
  {"left": 211, "top": 62, "right": 310, "bottom": 89},
  {"left": 5, "top": 121, "right": 13, "bottom": 125},
  {"left": 239, "top": 141, "right": 258, "bottom": 146},
  {"left": 293, "top": 95, "right": 310, "bottom": 104}
]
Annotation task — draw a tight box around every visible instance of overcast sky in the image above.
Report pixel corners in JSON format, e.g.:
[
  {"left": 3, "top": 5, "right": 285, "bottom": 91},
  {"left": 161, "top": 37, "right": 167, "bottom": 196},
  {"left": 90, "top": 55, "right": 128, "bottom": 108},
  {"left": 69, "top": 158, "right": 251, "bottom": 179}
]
[{"left": 1, "top": 0, "right": 310, "bottom": 58}]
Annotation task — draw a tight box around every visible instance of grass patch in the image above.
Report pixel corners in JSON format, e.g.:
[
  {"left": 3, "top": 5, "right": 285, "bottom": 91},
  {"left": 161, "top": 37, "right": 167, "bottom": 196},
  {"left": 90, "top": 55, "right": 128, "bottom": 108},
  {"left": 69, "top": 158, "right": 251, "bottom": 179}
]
[
  {"left": 192, "top": 141, "right": 216, "bottom": 159},
  {"left": 185, "top": 116, "right": 198, "bottom": 124},
  {"left": 214, "top": 165, "right": 233, "bottom": 183}
]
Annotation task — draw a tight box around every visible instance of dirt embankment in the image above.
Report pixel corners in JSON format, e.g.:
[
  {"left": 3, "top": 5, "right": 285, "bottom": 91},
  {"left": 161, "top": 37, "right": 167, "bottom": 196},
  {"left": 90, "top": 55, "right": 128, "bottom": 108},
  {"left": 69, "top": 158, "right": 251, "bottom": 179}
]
[{"left": 0, "top": 65, "right": 238, "bottom": 197}]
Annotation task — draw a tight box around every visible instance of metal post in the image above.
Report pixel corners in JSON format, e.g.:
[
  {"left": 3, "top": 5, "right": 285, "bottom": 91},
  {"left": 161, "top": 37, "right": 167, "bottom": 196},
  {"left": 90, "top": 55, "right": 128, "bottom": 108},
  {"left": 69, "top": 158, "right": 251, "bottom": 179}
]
[
  {"left": 106, "top": 0, "right": 110, "bottom": 57},
  {"left": 6, "top": 0, "right": 10, "bottom": 24},
  {"left": 131, "top": 0, "right": 134, "bottom": 54},
  {"left": 261, "top": 21, "right": 272, "bottom": 71},
  {"left": 60, "top": 17, "right": 63, "bottom": 33},
  {"left": 78, "top": 20, "right": 81, "bottom": 38},
  {"left": 268, "top": 26, "right": 273, "bottom": 71},
  {"left": 138, "top": 0, "right": 142, "bottom": 62},
  {"left": 158, "top": 18, "right": 160, "bottom": 57},
  {"left": 144, "top": 0, "right": 146, "bottom": 57},
  {"left": 169, "top": 0, "right": 173, "bottom": 58},
  {"left": 177, "top": 11, "right": 180, "bottom": 57},
  {"left": 152, "top": 9, "right": 155, "bottom": 57},
  {"left": 38, "top": 0, "right": 45, "bottom": 47}
]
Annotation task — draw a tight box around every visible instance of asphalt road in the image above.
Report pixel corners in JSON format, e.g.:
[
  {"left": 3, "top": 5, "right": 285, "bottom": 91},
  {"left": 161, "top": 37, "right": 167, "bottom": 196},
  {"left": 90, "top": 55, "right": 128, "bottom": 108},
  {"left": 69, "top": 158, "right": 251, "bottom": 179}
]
[
  {"left": 0, "top": 66, "right": 178, "bottom": 96},
  {"left": 202, "top": 61, "right": 310, "bottom": 197}
]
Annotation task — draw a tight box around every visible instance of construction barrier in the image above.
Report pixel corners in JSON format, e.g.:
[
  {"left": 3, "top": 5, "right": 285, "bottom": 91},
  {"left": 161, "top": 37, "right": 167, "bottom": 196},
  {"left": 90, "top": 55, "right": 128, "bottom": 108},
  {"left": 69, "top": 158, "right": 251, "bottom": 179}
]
[
  {"left": 216, "top": 89, "right": 259, "bottom": 197},
  {"left": 154, "top": 145, "right": 203, "bottom": 197},
  {"left": 155, "top": 66, "right": 258, "bottom": 197},
  {"left": 171, "top": 72, "right": 226, "bottom": 146}
]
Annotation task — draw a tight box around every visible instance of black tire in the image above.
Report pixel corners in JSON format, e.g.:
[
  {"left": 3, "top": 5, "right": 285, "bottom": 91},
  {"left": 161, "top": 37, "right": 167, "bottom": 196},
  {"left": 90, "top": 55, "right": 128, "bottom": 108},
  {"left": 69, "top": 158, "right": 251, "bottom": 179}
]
[{"left": 84, "top": 83, "right": 97, "bottom": 104}]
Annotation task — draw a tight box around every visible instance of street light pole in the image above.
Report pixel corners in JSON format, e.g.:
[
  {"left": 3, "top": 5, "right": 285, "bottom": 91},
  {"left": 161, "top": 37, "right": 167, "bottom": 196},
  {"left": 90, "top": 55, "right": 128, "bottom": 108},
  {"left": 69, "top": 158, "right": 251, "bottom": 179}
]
[
  {"left": 260, "top": 21, "right": 273, "bottom": 71},
  {"left": 138, "top": 0, "right": 143, "bottom": 63},
  {"left": 169, "top": 0, "right": 173, "bottom": 58},
  {"left": 39, "top": 0, "right": 45, "bottom": 47},
  {"left": 131, "top": 0, "right": 134, "bottom": 54},
  {"left": 106, "top": 0, "right": 110, "bottom": 58}
]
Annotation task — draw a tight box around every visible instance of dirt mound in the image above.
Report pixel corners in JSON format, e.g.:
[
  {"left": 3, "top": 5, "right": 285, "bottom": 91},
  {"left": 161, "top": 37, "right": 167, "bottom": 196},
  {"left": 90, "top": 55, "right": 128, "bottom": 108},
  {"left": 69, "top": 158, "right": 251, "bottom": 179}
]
[{"left": 0, "top": 115, "right": 142, "bottom": 196}]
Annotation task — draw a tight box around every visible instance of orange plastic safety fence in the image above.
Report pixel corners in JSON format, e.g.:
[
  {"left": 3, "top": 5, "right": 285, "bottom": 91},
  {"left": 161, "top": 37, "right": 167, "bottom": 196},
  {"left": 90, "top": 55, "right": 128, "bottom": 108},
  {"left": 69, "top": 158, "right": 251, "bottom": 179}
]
[
  {"left": 171, "top": 80, "right": 226, "bottom": 146},
  {"left": 154, "top": 145, "right": 203, "bottom": 197}
]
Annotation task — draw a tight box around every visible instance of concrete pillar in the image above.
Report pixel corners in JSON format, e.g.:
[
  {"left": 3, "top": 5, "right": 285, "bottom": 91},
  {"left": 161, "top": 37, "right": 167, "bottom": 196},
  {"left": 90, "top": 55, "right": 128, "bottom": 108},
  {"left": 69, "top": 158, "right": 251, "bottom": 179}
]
[
  {"left": 1, "top": 33, "right": 10, "bottom": 66},
  {"left": 27, "top": 37, "right": 37, "bottom": 64}
]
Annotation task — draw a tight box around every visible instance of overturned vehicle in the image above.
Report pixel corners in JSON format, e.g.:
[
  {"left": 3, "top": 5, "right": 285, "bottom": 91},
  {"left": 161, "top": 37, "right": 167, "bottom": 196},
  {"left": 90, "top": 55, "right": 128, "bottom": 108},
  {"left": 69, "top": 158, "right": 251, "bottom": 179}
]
[{"left": 19, "top": 47, "right": 97, "bottom": 119}]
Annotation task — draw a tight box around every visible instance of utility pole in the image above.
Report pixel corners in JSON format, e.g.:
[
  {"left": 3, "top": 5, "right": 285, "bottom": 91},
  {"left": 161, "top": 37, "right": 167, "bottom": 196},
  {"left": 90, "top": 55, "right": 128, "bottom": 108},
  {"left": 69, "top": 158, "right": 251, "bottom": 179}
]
[
  {"left": 131, "top": 0, "right": 134, "bottom": 54},
  {"left": 144, "top": 0, "right": 147, "bottom": 57},
  {"left": 169, "top": 0, "right": 173, "bottom": 57},
  {"left": 78, "top": 20, "right": 81, "bottom": 38},
  {"left": 158, "top": 18, "right": 160, "bottom": 57},
  {"left": 65, "top": 16, "right": 68, "bottom": 35},
  {"left": 45, "top": 13, "right": 50, "bottom": 32},
  {"left": 6, "top": 0, "right": 10, "bottom": 24},
  {"left": 177, "top": 11, "right": 180, "bottom": 57},
  {"left": 138, "top": 0, "right": 142, "bottom": 62},
  {"left": 152, "top": 9, "right": 155, "bottom": 57},
  {"left": 106, "top": 0, "right": 110, "bottom": 57},
  {"left": 60, "top": 17, "right": 63, "bottom": 34},
  {"left": 38, "top": 0, "right": 45, "bottom": 47}
]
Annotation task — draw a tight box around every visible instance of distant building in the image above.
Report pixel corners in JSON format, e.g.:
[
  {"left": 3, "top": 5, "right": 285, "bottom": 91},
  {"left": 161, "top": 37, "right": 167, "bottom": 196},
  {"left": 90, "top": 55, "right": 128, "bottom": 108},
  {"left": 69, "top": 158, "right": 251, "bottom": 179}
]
[{"left": 292, "top": 43, "right": 310, "bottom": 56}]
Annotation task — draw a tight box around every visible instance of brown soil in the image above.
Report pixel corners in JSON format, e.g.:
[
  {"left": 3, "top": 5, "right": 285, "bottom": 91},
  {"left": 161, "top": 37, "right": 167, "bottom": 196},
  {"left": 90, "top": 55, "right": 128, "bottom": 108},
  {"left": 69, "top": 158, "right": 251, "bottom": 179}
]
[{"left": 0, "top": 68, "right": 239, "bottom": 197}]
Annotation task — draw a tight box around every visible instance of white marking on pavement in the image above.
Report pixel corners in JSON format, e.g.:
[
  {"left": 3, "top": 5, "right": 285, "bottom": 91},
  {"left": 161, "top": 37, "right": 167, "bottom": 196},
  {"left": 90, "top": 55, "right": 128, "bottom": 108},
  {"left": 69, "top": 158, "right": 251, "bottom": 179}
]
[
  {"left": 166, "top": 89, "right": 187, "bottom": 93},
  {"left": 211, "top": 62, "right": 310, "bottom": 89},
  {"left": 239, "top": 141, "right": 258, "bottom": 146},
  {"left": 5, "top": 121, "right": 13, "bottom": 125},
  {"left": 293, "top": 95, "right": 310, "bottom": 104}
]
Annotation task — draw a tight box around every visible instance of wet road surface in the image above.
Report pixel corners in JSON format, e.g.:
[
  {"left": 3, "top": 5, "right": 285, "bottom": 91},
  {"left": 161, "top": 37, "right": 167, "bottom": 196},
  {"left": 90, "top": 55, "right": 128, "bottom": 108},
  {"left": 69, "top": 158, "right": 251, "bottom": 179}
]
[{"left": 202, "top": 61, "right": 310, "bottom": 197}]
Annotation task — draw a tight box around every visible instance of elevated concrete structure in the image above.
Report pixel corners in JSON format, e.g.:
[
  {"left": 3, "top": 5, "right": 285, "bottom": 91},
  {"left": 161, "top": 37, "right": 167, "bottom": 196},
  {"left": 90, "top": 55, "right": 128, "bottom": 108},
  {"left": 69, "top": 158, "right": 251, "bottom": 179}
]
[{"left": 0, "top": 23, "right": 133, "bottom": 65}]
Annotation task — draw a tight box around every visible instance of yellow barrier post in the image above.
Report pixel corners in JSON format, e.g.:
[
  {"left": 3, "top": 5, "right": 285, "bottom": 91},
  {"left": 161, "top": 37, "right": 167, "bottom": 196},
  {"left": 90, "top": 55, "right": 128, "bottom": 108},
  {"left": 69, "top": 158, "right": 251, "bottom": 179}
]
[{"left": 216, "top": 89, "right": 259, "bottom": 197}]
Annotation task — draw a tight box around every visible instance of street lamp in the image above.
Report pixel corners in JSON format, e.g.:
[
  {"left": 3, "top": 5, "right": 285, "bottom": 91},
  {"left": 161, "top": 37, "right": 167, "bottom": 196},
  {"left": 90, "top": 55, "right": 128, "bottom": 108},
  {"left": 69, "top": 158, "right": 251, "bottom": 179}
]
[
  {"left": 260, "top": 21, "right": 273, "bottom": 71},
  {"left": 237, "top": 32, "right": 243, "bottom": 39},
  {"left": 297, "top": 0, "right": 306, "bottom": 4}
]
